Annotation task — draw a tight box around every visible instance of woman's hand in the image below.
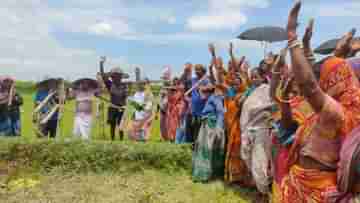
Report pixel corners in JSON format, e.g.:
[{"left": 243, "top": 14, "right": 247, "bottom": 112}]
[
  {"left": 287, "top": 1, "right": 301, "bottom": 42},
  {"left": 303, "top": 19, "right": 314, "bottom": 48}
]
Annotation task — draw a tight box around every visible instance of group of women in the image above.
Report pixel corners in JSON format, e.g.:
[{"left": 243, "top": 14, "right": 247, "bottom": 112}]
[{"left": 158, "top": 2, "right": 360, "bottom": 203}]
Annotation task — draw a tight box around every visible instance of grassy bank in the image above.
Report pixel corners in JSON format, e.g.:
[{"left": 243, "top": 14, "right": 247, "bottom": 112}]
[{"left": 0, "top": 138, "right": 255, "bottom": 203}]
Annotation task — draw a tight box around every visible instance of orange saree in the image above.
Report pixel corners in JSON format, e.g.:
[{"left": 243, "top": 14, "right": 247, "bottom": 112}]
[
  {"left": 224, "top": 76, "right": 253, "bottom": 185},
  {"left": 281, "top": 57, "right": 360, "bottom": 203}
]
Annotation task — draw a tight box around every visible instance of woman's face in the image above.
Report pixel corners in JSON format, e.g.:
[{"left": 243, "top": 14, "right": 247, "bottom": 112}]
[{"left": 195, "top": 66, "right": 205, "bottom": 78}]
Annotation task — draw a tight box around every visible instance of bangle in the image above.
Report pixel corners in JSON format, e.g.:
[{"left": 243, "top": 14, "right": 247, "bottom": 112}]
[
  {"left": 271, "top": 70, "right": 281, "bottom": 75},
  {"left": 288, "top": 40, "right": 302, "bottom": 49},
  {"left": 278, "top": 97, "right": 292, "bottom": 104},
  {"left": 307, "top": 56, "right": 316, "bottom": 61}
]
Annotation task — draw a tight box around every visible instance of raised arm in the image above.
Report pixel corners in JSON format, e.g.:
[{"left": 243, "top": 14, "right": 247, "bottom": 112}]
[
  {"left": 229, "top": 42, "right": 237, "bottom": 71},
  {"left": 279, "top": 77, "right": 296, "bottom": 129},
  {"left": 99, "top": 56, "right": 111, "bottom": 91},
  {"left": 302, "top": 19, "right": 315, "bottom": 64},
  {"left": 270, "top": 48, "right": 287, "bottom": 100},
  {"left": 286, "top": 2, "right": 326, "bottom": 113}
]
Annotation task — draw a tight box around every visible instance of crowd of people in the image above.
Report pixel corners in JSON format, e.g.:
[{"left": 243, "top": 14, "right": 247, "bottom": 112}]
[
  {"left": 160, "top": 2, "right": 360, "bottom": 203},
  {"left": 2, "top": 2, "right": 360, "bottom": 202}
]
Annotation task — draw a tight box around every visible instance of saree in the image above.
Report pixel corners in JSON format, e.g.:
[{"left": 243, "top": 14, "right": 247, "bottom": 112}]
[
  {"left": 166, "top": 87, "right": 186, "bottom": 142},
  {"left": 281, "top": 57, "right": 360, "bottom": 203},
  {"left": 159, "top": 88, "right": 168, "bottom": 140},
  {"left": 224, "top": 83, "right": 253, "bottom": 185},
  {"left": 240, "top": 84, "right": 274, "bottom": 194},
  {"left": 324, "top": 126, "right": 360, "bottom": 203},
  {"left": 271, "top": 97, "right": 313, "bottom": 203},
  {"left": 192, "top": 95, "right": 225, "bottom": 182}
]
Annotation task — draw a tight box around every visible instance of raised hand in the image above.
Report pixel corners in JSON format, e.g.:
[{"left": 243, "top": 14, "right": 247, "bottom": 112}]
[
  {"left": 229, "top": 42, "right": 234, "bottom": 55},
  {"left": 303, "top": 18, "right": 314, "bottom": 46},
  {"left": 282, "top": 77, "right": 294, "bottom": 99},
  {"left": 335, "top": 28, "right": 356, "bottom": 58},
  {"left": 287, "top": 1, "right": 301, "bottom": 42},
  {"left": 208, "top": 43, "right": 216, "bottom": 58}
]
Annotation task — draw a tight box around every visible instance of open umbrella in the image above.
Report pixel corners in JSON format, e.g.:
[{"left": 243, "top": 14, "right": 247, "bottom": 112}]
[
  {"left": 238, "top": 26, "right": 287, "bottom": 43},
  {"left": 314, "top": 32, "right": 358, "bottom": 55},
  {"left": 238, "top": 26, "right": 287, "bottom": 57},
  {"left": 72, "top": 78, "right": 99, "bottom": 90}
]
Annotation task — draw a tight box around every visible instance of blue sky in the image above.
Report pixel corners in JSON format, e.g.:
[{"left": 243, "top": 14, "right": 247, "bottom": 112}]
[{"left": 1, "top": 0, "right": 360, "bottom": 81}]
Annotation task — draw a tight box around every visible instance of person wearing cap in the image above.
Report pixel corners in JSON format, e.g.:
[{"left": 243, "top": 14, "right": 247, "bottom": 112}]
[{"left": 100, "top": 57, "right": 129, "bottom": 141}]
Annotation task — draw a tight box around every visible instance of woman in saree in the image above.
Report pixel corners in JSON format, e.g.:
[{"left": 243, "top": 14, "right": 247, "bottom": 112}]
[
  {"left": 159, "top": 68, "right": 171, "bottom": 141},
  {"left": 281, "top": 3, "right": 360, "bottom": 202},
  {"left": 192, "top": 58, "right": 226, "bottom": 182},
  {"left": 270, "top": 21, "right": 315, "bottom": 203},
  {"left": 223, "top": 43, "right": 254, "bottom": 186},
  {"left": 128, "top": 80, "right": 154, "bottom": 142},
  {"left": 166, "top": 78, "right": 187, "bottom": 142},
  {"left": 192, "top": 84, "right": 226, "bottom": 182}
]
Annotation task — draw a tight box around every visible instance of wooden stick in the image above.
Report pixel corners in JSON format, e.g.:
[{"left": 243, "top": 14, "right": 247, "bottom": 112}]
[
  {"left": 40, "top": 104, "right": 60, "bottom": 124},
  {"left": 33, "top": 91, "right": 56, "bottom": 114},
  {"left": 7, "top": 83, "right": 15, "bottom": 106},
  {"left": 184, "top": 75, "right": 207, "bottom": 96}
]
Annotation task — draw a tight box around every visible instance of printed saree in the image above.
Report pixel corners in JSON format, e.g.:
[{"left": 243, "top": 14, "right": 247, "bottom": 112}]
[
  {"left": 281, "top": 56, "right": 360, "bottom": 203},
  {"left": 192, "top": 95, "right": 226, "bottom": 182},
  {"left": 224, "top": 83, "right": 253, "bottom": 185}
]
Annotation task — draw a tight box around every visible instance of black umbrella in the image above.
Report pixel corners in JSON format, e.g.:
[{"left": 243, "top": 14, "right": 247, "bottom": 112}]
[
  {"left": 72, "top": 78, "right": 99, "bottom": 90},
  {"left": 238, "top": 26, "right": 288, "bottom": 43},
  {"left": 314, "top": 37, "right": 360, "bottom": 55}
]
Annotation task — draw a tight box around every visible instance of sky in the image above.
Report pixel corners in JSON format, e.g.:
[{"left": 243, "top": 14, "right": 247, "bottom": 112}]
[{"left": 1, "top": 0, "right": 360, "bottom": 81}]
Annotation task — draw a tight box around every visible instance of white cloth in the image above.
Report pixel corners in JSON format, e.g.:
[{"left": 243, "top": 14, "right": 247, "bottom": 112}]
[
  {"left": 73, "top": 114, "right": 92, "bottom": 140},
  {"left": 131, "top": 92, "right": 146, "bottom": 120}
]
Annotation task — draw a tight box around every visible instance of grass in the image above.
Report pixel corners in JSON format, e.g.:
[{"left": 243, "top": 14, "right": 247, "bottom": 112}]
[{"left": 0, "top": 82, "right": 256, "bottom": 203}]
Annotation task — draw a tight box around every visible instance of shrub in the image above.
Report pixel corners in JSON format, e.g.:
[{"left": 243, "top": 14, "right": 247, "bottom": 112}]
[{"left": 0, "top": 138, "right": 192, "bottom": 174}]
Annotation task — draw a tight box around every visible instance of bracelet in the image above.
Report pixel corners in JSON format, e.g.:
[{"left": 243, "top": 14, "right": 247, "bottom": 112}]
[
  {"left": 307, "top": 56, "right": 316, "bottom": 61},
  {"left": 288, "top": 40, "right": 302, "bottom": 50},
  {"left": 278, "top": 97, "right": 292, "bottom": 104},
  {"left": 271, "top": 70, "right": 281, "bottom": 75}
]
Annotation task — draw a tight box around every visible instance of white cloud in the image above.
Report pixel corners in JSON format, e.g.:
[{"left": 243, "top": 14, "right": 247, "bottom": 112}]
[
  {"left": 187, "top": 13, "right": 247, "bottom": 31},
  {"left": 88, "top": 22, "right": 113, "bottom": 35},
  {"left": 0, "top": 0, "right": 130, "bottom": 81},
  {"left": 166, "top": 16, "right": 177, "bottom": 25},
  {"left": 186, "top": 0, "right": 270, "bottom": 31}
]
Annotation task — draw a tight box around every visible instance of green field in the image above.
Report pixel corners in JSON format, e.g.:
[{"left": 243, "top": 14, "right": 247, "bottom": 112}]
[{"left": 0, "top": 82, "right": 256, "bottom": 203}]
